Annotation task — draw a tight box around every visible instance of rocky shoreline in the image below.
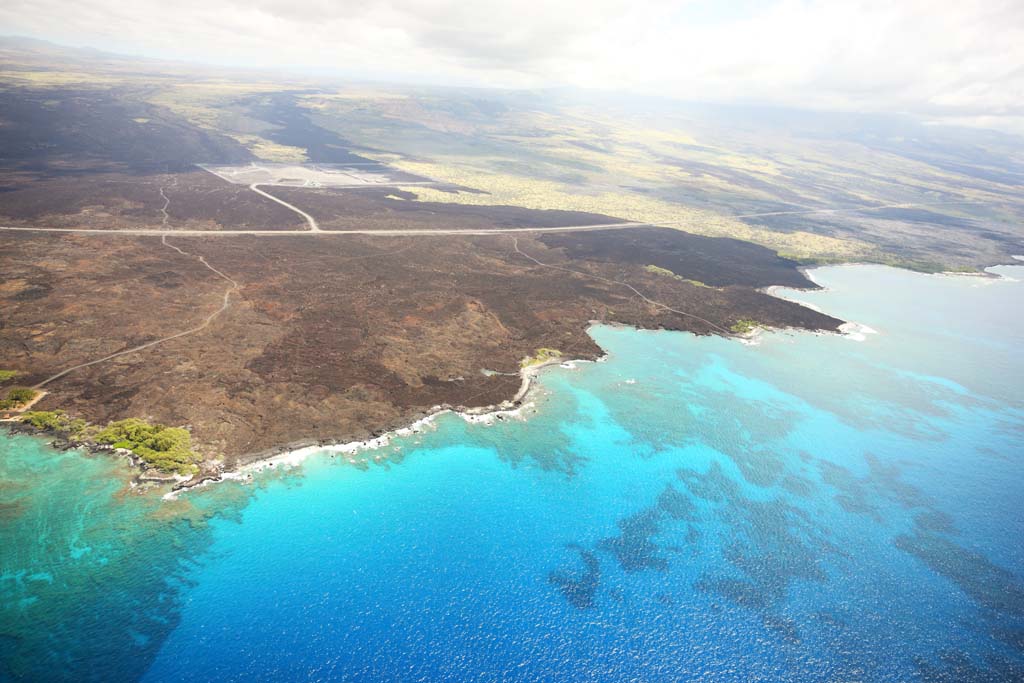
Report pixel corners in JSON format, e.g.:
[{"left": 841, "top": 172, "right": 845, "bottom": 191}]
[
  {"left": 195, "top": 264, "right": 1012, "bottom": 470},
  {"left": 2, "top": 354, "right": 584, "bottom": 498},
  {"left": 3, "top": 295, "right": 844, "bottom": 497},
  {"left": 162, "top": 355, "right": 584, "bottom": 498},
  {"left": 1, "top": 420, "right": 193, "bottom": 483},
  {"left": 3, "top": 269, "right": 883, "bottom": 497}
]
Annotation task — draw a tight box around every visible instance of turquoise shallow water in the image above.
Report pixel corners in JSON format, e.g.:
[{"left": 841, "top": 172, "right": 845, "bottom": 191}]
[{"left": 2, "top": 264, "right": 1023, "bottom": 681}]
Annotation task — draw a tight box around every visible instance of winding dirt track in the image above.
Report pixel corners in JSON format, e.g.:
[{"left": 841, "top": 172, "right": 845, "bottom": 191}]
[
  {"left": 511, "top": 237, "right": 734, "bottom": 336},
  {"left": 32, "top": 234, "right": 240, "bottom": 389},
  {"left": 8, "top": 180, "right": 644, "bottom": 390},
  {"left": 7, "top": 182, "right": 986, "bottom": 394},
  {"left": 30, "top": 181, "right": 956, "bottom": 388},
  {"left": 33, "top": 184, "right": 238, "bottom": 389}
]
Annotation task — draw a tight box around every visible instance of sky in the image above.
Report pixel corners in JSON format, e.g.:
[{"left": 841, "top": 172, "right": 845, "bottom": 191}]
[{"left": 2, "top": 0, "right": 1023, "bottom": 131}]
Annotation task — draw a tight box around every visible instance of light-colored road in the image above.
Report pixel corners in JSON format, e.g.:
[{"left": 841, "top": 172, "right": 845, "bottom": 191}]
[
  {"left": 1, "top": 198, "right": 983, "bottom": 238},
  {"left": 10, "top": 185, "right": 985, "bottom": 390},
  {"left": 249, "top": 183, "right": 320, "bottom": 231},
  {"left": 0, "top": 221, "right": 647, "bottom": 237},
  {"left": 33, "top": 235, "right": 240, "bottom": 389}
]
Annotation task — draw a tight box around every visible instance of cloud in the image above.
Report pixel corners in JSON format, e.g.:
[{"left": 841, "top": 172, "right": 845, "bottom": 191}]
[{"left": 2, "top": 0, "right": 1022, "bottom": 128}]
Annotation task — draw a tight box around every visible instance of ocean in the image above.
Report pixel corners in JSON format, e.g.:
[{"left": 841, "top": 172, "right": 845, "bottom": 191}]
[{"left": 2, "top": 264, "right": 1022, "bottom": 682}]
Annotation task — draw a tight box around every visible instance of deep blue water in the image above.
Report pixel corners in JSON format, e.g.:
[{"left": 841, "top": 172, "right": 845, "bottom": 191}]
[{"left": 2, "top": 264, "right": 1023, "bottom": 682}]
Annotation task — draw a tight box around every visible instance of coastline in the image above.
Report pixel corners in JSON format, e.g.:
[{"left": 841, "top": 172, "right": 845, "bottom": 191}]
[
  {"left": 1, "top": 350, "right": 592, "bottom": 500},
  {"left": 20, "top": 259, "right": 1016, "bottom": 494},
  {"left": 160, "top": 354, "right": 590, "bottom": 499},
  {"left": 758, "top": 270, "right": 872, "bottom": 342},
  {"left": 763, "top": 260, "right": 1024, "bottom": 345},
  {"left": 5, "top": 291, "right": 842, "bottom": 497},
  {"left": 765, "top": 279, "right": 879, "bottom": 342}
]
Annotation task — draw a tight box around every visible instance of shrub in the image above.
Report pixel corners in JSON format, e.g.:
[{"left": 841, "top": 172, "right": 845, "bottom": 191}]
[
  {"left": 0, "top": 387, "right": 37, "bottom": 410},
  {"left": 520, "top": 347, "right": 562, "bottom": 368},
  {"left": 730, "top": 319, "right": 760, "bottom": 334},
  {"left": 20, "top": 410, "right": 90, "bottom": 436},
  {"left": 20, "top": 410, "right": 67, "bottom": 430},
  {"left": 96, "top": 418, "right": 200, "bottom": 475},
  {"left": 644, "top": 264, "right": 680, "bottom": 279}
]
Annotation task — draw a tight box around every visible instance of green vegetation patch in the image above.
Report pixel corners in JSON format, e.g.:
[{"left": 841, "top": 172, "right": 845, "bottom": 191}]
[
  {"left": 0, "top": 369, "right": 21, "bottom": 383},
  {"left": 20, "top": 410, "right": 87, "bottom": 436},
  {"left": 520, "top": 348, "right": 563, "bottom": 368},
  {"left": 18, "top": 411, "right": 199, "bottom": 476},
  {"left": 730, "top": 319, "right": 760, "bottom": 334},
  {"left": 644, "top": 264, "right": 681, "bottom": 279},
  {"left": 95, "top": 418, "right": 200, "bottom": 475},
  {"left": 643, "top": 266, "right": 712, "bottom": 288},
  {"left": 0, "top": 387, "right": 38, "bottom": 410}
]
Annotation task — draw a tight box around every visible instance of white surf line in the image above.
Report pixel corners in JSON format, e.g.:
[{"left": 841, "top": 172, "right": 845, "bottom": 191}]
[
  {"left": 0, "top": 221, "right": 646, "bottom": 237},
  {"left": 248, "top": 183, "right": 320, "bottom": 232},
  {"left": 32, "top": 236, "right": 240, "bottom": 389},
  {"left": 511, "top": 237, "right": 734, "bottom": 336}
]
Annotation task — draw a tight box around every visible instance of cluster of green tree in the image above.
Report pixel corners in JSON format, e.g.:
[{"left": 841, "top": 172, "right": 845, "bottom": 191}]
[
  {"left": 0, "top": 369, "right": 21, "bottom": 383},
  {"left": 18, "top": 412, "right": 200, "bottom": 476},
  {"left": 643, "top": 265, "right": 712, "bottom": 288},
  {"left": 95, "top": 418, "right": 200, "bottom": 475},
  {"left": 20, "top": 410, "right": 87, "bottom": 435},
  {"left": 0, "top": 386, "right": 37, "bottom": 410},
  {"left": 644, "top": 264, "right": 681, "bottom": 279},
  {"left": 520, "top": 347, "right": 562, "bottom": 368},
  {"left": 730, "top": 318, "right": 761, "bottom": 334}
]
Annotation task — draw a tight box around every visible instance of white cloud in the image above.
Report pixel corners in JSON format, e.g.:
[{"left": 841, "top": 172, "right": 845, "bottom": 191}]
[{"left": 2, "top": 0, "right": 1022, "bottom": 127}]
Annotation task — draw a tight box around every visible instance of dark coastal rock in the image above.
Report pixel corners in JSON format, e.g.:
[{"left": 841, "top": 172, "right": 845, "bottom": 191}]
[
  {"left": 173, "top": 471, "right": 223, "bottom": 491},
  {"left": 138, "top": 469, "right": 179, "bottom": 483}
]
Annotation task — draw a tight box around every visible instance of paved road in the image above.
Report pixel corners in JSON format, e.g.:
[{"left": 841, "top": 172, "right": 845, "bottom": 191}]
[
  {"left": 0, "top": 222, "right": 647, "bottom": 237},
  {"left": 249, "top": 183, "right": 321, "bottom": 231},
  {"left": 11, "top": 185, "right": 981, "bottom": 389},
  {"left": 2, "top": 198, "right": 982, "bottom": 239}
]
